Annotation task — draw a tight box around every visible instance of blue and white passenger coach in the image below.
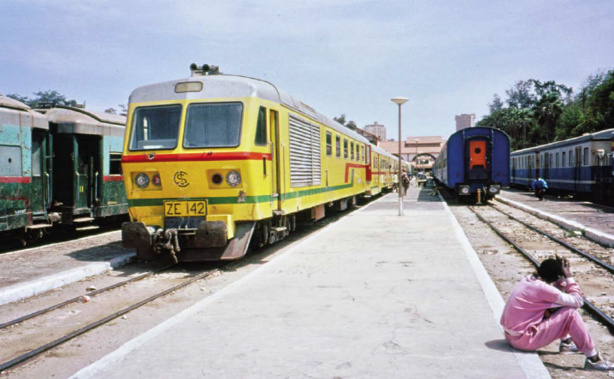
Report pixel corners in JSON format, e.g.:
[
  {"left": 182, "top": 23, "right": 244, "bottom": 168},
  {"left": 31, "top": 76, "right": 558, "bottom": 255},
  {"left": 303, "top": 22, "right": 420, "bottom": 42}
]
[
  {"left": 510, "top": 128, "right": 614, "bottom": 204},
  {"left": 433, "top": 127, "right": 510, "bottom": 201}
]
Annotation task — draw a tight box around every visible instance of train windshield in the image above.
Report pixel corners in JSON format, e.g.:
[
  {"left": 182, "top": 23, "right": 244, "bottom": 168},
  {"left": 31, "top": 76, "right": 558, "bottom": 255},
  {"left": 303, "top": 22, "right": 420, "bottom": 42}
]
[
  {"left": 184, "top": 103, "right": 242, "bottom": 148},
  {"left": 130, "top": 105, "right": 181, "bottom": 150}
]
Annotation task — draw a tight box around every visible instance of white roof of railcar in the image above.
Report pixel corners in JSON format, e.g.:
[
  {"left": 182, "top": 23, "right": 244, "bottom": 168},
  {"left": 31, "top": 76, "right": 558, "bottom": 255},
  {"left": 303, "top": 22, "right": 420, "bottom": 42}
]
[
  {"left": 129, "top": 74, "right": 374, "bottom": 148},
  {"left": 512, "top": 128, "right": 614, "bottom": 155},
  {"left": 43, "top": 107, "right": 125, "bottom": 137},
  {"left": 0, "top": 94, "right": 48, "bottom": 129}
]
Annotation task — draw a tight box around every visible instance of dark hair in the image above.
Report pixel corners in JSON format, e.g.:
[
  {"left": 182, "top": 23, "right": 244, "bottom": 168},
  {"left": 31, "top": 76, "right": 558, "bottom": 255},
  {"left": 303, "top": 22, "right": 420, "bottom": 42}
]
[{"left": 537, "top": 259, "right": 564, "bottom": 283}]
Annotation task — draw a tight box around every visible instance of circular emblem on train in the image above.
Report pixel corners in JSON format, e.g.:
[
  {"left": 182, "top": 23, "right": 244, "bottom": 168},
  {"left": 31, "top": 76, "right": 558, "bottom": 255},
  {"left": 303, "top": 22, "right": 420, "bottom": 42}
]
[{"left": 173, "top": 171, "right": 189, "bottom": 187}]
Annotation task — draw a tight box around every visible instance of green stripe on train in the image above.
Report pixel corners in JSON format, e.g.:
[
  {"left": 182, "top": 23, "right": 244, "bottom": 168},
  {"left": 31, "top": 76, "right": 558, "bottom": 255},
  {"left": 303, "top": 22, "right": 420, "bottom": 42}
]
[{"left": 127, "top": 181, "right": 359, "bottom": 208}]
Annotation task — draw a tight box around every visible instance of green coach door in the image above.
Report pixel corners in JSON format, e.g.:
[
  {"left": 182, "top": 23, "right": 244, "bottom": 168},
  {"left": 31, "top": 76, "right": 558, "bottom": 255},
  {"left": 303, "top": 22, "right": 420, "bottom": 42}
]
[{"left": 30, "top": 131, "right": 48, "bottom": 217}]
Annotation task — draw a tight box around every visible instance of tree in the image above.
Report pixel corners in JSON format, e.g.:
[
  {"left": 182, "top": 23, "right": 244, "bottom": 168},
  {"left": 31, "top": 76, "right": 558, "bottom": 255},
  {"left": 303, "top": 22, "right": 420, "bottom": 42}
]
[
  {"left": 105, "top": 108, "right": 117, "bottom": 114},
  {"left": 489, "top": 94, "right": 504, "bottom": 113},
  {"left": 506, "top": 80, "right": 536, "bottom": 109},
  {"left": 334, "top": 114, "right": 357, "bottom": 130},
  {"left": 532, "top": 92, "right": 564, "bottom": 143},
  {"left": 7, "top": 90, "right": 81, "bottom": 108}
]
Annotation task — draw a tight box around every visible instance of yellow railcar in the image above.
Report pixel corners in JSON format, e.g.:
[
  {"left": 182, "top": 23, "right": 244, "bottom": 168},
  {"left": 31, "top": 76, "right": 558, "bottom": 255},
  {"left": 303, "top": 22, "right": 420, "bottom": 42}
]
[{"left": 121, "top": 64, "right": 400, "bottom": 261}]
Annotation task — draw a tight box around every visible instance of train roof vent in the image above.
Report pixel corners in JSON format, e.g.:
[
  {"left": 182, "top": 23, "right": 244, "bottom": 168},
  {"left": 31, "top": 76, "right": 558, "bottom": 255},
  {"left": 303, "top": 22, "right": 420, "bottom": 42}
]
[{"left": 190, "top": 63, "right": 221, "bottom": 76}]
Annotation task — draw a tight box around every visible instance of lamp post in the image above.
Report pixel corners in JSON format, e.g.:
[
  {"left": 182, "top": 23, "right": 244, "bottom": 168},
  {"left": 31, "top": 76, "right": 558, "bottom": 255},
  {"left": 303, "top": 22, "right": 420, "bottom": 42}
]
[{"left": 391, "top": 96, "right": 409, "bottom": 216}]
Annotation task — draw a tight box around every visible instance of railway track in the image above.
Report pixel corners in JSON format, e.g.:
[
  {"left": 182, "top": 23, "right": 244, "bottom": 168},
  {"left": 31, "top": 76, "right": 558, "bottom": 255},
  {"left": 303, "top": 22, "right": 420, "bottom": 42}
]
[
  {"left": 0, "top": 264, "right": 221, "bottom": 372},
  {"left": 468, "top": 203, "right": 614, "bottom": 335}
]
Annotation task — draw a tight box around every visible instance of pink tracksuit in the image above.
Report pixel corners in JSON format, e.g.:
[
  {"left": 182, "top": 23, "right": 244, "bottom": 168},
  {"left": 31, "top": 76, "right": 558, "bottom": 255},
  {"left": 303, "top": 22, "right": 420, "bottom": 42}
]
[{"left": 500, "top": 275, "right": 596, "bottom": 356}]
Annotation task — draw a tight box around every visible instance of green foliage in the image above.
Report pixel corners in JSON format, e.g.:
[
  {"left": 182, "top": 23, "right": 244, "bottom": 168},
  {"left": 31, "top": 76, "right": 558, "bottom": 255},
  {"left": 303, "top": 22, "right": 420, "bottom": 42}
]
[
  {"left": 334, "top": 114, "right": 357, "bottom": 130},
  {"left": 478, "top": 69, "right": 613, "bottom": 150},
  {"left": 7, "top": 90, "right": 81, "bottom": 108}
]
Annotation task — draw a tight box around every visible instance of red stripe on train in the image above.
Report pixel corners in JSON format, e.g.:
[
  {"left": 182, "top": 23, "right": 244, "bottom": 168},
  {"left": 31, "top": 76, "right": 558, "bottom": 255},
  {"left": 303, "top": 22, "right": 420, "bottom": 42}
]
[
  {"left": 104, "top": 176, "right": 124, "bottom": 182},
  {"left": 345, "top": 163, "right": 369, "bottom": 182},
  {"left": 0, "top": 176, "right": 32, "bottom": 184},
  {"left": 122, "top": 152, "right": 272, "bottom": 163}
]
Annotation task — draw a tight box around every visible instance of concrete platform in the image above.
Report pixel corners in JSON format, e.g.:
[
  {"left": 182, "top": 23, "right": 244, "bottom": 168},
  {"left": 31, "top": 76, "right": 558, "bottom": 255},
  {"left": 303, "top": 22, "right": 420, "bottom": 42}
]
[
  {"left": 72, "top": 187, "right": 550, "bottom": 379},
  {"left": 0, "top": 232, "right": 134, "bottom": 306}
]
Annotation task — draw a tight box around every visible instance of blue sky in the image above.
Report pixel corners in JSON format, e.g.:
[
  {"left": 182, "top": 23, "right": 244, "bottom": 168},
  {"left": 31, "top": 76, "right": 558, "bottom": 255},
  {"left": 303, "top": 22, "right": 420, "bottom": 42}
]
[{"left": 1, "top": 0, "right": 613, "bottom": 140}]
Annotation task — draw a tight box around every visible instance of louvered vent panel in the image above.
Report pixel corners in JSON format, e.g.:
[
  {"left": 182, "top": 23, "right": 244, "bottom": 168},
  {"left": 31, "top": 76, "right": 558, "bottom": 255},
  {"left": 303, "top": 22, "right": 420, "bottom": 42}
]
[{"left": 289, "top": 115, "right": 321, "bottom": 187}]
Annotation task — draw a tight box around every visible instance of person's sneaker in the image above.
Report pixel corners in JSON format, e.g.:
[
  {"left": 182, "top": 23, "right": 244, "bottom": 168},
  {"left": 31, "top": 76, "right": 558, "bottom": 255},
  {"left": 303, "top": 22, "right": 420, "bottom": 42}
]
[
  {"left": 559, "top": 340, "right": 579, "bottom": 354},
  {"left": 584, "top": 354, "right": 614, "bottom": 371}
]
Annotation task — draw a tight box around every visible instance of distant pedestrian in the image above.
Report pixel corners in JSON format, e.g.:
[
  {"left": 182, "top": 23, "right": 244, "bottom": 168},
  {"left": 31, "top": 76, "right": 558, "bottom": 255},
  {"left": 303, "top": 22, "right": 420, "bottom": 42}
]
[
  {"left": 393, "top": 174, "right": 399, "bottom": 193},
  {"left": 501, "top": 255, "right": 613, "bottom": 371},
  {"left": 401, "top": 172, "right": 410, "bottom": 196},
  {"left": 531, "top": 176, "right": 548, "bottom": 200}
]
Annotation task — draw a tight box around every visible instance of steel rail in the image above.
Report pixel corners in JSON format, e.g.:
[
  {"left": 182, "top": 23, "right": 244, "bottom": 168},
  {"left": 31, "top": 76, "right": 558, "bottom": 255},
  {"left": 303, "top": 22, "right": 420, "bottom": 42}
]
[
  {"left": 0, "top": 268, "right": 219, "bottom": 372},
  {"left": 468, "top": 207, "right": 614, "bottom": 335},
  {"left": 0, "top": 264, "right": 175, "bottom": 330},
  {"left": 489, "top": 205, "right": 614, "bottom": 274}
]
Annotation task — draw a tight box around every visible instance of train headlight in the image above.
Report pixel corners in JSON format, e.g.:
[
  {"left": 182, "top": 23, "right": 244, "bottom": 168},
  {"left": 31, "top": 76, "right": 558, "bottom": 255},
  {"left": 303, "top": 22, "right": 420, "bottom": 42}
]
[
  {"left": 226, "top": 171, "right": 241, "bottom": 187},
  {"left": 212, "top": 173, "right": 223, "bottom": 185},
  {"left": 135, "top": 173, "right": 150, "bottom": 188},
  {"left": 459, "top": 185, "right": 470, "bottom": 195},
  {"left": 489, "top": 185, "right": 501, "bottom": 194}
]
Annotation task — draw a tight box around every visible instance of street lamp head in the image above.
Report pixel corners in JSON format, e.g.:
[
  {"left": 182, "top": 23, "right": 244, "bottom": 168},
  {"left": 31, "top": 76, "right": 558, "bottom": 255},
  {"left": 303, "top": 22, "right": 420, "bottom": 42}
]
[{"left": 391, "top": 97, "right": 409, "bottom": 106}]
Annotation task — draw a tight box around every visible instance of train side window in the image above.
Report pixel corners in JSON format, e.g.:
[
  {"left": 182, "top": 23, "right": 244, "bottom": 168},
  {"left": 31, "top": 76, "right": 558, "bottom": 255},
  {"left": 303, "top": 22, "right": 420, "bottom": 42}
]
[
  {"left": 326, "top": 132, "right": 332, "bottom": 156},
  {"left": 336, "top": 135, "right": 341, "bottom": 157},
  {"left": 0, "top": 146, "right": 22, "bottom": 176},
  {"left": 361, "top": 146, "right": 365, "bottom": 163},
  {"left": 356, "top": 144, "right": 360, "bottom": 161},
  {"left": 569, "top": 150, "right": 573, "bottom": 166},
  {"left": 255, "top": 106, "right": 267, "bottom": 146},
  {"left": 31, "top": 139, "right": 41, "bottom": 177},
  {"left": 562, "top": 152, "right": 566, "bottom": 167},
  {"left": 350, "top": 142, "right": 354, "bottom": 160},
  {"left": 583, "top": 147, "right": 589, "bottom": 165},
  {"left": 110, "top": 153, "right": 123, "bottom": 175},
  {"left": 555, "top": 153, "right": 559, "bottom": 167},
  {"left": 344, "top": 139, "right": 348, "bottom": 159}
]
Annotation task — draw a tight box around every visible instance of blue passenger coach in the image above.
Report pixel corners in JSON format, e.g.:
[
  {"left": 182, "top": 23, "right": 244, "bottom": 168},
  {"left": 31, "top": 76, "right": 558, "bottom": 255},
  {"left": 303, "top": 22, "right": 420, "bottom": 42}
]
[
  {"left": 510, "top": 128, "right": 614, "bottom": 204},
  {"left": 433, "top": 127, "right": 510, "bottom": 201}
]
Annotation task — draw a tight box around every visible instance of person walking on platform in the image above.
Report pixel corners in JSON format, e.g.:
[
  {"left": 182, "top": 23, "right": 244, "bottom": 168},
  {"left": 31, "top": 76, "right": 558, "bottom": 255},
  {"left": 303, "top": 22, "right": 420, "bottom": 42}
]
[
  {"left": 531, "top": 176, "right": 548, "bottom": 200},
  {"left": 501, "top": 255, "right": 613, "bottom": 371},
  {"left": 401, "top": 171, "right": 410, "bottom": 197}
]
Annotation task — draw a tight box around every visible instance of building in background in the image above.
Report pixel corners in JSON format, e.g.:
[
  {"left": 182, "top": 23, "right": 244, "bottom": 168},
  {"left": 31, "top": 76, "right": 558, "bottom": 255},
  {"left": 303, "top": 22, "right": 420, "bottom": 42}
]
[
  {"left": 379, "top": 136, "right": 445, "bottom": 172},
  {"left": 364, "top": 121, "right": 386, "bottom": 142},
  {"left": 455, "top": 114, "right": 475, "bottom": 131}
]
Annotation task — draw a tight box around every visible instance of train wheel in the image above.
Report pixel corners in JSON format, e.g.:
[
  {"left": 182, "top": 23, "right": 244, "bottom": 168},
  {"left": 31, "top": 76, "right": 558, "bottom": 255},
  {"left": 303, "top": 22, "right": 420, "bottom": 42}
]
[
  {"left": 257, "top": 222, "right": 269, "bottom": 247},
  {"left": 290, "top": 215, "right": 296, "bottom": 232}
]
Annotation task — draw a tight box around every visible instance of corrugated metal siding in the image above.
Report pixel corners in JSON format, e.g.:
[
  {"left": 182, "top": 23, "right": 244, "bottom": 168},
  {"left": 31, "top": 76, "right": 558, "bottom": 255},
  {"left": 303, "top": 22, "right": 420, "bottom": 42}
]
[{"left": 289, "top": 115, "right": 321, "bottom": 187}]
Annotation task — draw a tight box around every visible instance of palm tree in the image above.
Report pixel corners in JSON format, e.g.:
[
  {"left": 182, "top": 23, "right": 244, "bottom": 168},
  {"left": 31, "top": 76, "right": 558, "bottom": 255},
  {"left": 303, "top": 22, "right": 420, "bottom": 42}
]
[{"left": 532, "top": 92, "right": 563, "bottom": 142}]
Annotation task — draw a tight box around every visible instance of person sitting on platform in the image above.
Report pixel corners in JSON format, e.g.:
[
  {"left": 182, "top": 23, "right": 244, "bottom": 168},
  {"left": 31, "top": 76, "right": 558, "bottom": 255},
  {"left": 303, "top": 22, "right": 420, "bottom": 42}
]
[{"left": 501, "top": 255, "right": 613, "bottom": 371}]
